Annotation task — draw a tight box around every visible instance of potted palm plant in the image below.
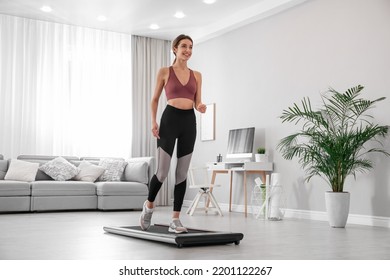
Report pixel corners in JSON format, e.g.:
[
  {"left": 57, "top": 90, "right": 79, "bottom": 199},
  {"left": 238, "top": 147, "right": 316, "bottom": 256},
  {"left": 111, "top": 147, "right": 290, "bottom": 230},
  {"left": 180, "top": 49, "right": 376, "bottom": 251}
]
[{"left": 277, "top": 85, "right": 389, "bottom": 227}]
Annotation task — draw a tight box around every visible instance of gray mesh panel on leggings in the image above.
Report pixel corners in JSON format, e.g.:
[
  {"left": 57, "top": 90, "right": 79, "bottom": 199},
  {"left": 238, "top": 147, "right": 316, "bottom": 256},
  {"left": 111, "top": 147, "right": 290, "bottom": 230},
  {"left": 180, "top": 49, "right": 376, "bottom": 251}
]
[
  {"left": 155, "top": 147, "right": 172, "bottom": 182},
  {"left": 175, "top": 152, "right": 193, "bottom": 185}
]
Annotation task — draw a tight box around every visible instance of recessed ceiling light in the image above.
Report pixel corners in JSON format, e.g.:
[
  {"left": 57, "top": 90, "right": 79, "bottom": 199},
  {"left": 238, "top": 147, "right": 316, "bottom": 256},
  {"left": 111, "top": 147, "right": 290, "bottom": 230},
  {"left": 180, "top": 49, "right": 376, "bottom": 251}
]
[
  {"left": 40, "top": 5, "right": 52, "bottom": 13},
  {"left": 174, "top": 11, "right": 186, "bottom": 19},
  {"left": 149, "top": 24, "right": 160, "bottom": 30},
  {"left": 203, "top": 0, "right": 217, "bottom": 4},
  {"left": 97, "top": 15, "right": 107, "bottom": 21}
]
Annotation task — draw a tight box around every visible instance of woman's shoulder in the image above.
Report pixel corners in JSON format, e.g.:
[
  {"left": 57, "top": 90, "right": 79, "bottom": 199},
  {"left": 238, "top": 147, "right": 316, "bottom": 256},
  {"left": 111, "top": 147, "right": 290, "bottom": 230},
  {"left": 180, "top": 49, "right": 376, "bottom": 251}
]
[
  {"left": 158, "top": 66, "right": 170, "bottom": 73},
  {"left": 192, "top": 69, "right": 202, "bottom": 79},
  {"left": 157, "top": 67, "right": 170, "bottom": 79}
]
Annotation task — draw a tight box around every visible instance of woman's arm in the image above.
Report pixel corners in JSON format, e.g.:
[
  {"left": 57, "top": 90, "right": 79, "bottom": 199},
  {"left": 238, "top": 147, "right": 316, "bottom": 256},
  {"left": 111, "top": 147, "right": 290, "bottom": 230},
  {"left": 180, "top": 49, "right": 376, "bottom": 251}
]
[
  {"left": 150, "top": 67, "right": 168, "bottom": 139},
  {"left": 194, "top": 71, "right": 206, "bottom": 113}
]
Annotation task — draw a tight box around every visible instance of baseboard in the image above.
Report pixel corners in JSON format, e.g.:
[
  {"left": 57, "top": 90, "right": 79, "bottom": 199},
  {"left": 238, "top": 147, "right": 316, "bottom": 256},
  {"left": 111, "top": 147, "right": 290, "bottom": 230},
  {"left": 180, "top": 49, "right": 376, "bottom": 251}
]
[
  {"left": 183, "top": 200, "right": 390, "bottom": 228},
  {"left": 284, "top": 208, "right": 390, "bottom": 228}
]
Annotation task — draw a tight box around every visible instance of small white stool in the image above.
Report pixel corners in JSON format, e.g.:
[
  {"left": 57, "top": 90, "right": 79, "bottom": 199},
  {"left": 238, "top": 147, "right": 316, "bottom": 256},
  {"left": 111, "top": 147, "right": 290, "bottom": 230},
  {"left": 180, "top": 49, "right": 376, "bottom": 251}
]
[{"left": 186, "top": 166, "right": 223, "bottom": 216}]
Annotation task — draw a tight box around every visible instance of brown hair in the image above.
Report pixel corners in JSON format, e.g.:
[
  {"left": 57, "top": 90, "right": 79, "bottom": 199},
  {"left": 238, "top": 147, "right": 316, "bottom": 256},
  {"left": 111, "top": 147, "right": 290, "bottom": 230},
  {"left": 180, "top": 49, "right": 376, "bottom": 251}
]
[{"left": 172, "top": 34, "right": 193, "bottom": 64}]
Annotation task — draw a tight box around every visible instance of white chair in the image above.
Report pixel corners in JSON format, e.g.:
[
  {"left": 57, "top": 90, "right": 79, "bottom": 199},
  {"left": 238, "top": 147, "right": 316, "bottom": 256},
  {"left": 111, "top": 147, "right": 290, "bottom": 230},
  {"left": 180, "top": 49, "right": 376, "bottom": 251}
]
[{"left": 186, "top": 166, "right": 223, "bottom": 216}]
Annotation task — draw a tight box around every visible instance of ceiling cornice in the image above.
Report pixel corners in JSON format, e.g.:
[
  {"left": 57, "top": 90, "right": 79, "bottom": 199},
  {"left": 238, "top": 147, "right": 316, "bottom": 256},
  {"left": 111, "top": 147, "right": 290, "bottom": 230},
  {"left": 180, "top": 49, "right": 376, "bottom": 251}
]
[{"left": 193, "top": 0, "right": 310, "bottom": 43}]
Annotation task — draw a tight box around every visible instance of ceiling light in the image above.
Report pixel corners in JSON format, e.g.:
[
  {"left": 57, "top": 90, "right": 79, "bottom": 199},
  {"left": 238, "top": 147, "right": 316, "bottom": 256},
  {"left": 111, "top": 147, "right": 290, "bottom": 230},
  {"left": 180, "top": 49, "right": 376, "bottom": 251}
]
[
  {"left": 203, "top": 0, "right": 217, "bottom": 4},
  {"left": 149, "top": 24, "right": 160, "bottom": 30},
  {"left": 174, "top": 11, "right": 186, "bottom": 19},
  {"left": 97, "top": 15, "right": 107, "bottom": 21},
  {"left": 40, "top": 5, "right": 52, "bottom": 13}
]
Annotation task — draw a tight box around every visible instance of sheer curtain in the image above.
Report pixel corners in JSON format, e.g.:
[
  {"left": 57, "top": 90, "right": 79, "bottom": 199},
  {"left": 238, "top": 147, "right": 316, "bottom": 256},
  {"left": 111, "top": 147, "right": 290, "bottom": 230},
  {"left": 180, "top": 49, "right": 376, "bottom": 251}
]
[
  {"left": 0, "top": 14, "right": 132, "bottom": 159},
  {"left": 131, "top": 35, "right": 171, "bottom": 206}
]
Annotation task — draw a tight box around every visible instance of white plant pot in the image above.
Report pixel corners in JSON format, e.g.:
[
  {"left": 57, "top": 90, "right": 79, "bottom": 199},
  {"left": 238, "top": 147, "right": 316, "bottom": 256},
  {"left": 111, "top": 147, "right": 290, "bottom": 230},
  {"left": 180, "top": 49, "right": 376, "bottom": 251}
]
[
  {"left": 255, "top": 154, "right": 268, "bottom": 162},
  {"left": 325, "top": 191, "right": 350, "bottom": 228}
]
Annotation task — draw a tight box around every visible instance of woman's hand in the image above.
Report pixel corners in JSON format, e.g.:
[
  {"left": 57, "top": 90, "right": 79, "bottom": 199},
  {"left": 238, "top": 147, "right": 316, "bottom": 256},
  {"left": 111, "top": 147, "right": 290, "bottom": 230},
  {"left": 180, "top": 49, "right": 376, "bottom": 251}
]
[
  {"left": 197, "top": 103, "right": 207, "bottom": 113},
  {"left": 151, "top": 122, "right": 160, "bottom": 139}
]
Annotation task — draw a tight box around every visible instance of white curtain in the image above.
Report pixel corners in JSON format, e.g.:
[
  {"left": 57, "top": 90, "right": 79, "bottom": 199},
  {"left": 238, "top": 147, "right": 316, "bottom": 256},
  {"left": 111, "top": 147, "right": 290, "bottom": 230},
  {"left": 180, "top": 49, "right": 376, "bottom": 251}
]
[
  {"left": 131, "top": 35, "right": 171, "bottom": 206},
  {"left": 0, "top": 14, "right": 132, "bottom": 159}
]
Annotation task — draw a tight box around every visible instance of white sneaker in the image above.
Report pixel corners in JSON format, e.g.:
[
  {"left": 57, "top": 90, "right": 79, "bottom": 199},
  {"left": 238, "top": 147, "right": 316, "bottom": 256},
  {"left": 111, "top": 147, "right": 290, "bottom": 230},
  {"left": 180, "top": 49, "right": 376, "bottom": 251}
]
[
  {"left": 139, "top": 201, "right": 154, "bottom": 230},
  {"left": 168, "top": 219, "right": 188, "bottom": 233}
]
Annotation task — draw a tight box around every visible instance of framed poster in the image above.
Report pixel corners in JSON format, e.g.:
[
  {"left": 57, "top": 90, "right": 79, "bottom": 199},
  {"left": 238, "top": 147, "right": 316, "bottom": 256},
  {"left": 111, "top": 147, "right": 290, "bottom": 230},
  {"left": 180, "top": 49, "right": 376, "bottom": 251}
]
[{"left": 201, "top": 103, "right": 215, "bottom": 141}]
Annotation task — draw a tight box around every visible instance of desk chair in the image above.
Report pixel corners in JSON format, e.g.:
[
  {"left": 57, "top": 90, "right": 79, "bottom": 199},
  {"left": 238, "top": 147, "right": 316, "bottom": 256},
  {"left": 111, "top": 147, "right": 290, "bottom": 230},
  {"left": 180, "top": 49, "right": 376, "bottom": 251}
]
[{"left": 186, "top": 166, "right": 223, "bottom": 216}]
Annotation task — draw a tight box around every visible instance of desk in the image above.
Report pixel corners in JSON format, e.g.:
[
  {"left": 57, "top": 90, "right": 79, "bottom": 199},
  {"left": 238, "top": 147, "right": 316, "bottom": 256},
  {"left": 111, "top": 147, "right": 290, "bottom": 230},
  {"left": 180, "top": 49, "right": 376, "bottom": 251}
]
[{"left": 208, "top": 162, "right": 273, "bottom": 217}]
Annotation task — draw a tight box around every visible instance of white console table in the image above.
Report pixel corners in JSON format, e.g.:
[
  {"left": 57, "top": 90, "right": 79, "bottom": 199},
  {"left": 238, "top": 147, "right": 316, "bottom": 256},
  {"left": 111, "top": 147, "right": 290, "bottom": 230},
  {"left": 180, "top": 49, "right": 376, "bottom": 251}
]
[{"left": 207, "top": 162, "right": 273, "bottom": 217}]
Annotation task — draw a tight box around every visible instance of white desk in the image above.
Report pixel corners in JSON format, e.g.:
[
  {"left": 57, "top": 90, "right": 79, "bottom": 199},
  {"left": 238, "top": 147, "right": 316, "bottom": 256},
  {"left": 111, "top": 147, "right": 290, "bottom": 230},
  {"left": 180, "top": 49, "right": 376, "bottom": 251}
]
[{"left": 208, "top": 162, "right": 273, "bottom": 217}]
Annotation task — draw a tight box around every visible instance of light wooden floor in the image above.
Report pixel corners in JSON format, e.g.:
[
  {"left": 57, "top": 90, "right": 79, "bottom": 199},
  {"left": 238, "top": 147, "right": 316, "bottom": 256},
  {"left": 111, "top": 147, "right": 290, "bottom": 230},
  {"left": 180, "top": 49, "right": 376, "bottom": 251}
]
[{"left": 0, "top": 206, "right": 389, "bottom": 260}]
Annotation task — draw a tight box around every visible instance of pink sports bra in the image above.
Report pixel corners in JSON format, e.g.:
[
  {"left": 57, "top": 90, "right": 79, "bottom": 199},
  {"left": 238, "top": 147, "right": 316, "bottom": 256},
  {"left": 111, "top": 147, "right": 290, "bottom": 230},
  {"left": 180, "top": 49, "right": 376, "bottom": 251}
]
[{"left": 165, "top": 66, "right": 197, "bottom": 101}]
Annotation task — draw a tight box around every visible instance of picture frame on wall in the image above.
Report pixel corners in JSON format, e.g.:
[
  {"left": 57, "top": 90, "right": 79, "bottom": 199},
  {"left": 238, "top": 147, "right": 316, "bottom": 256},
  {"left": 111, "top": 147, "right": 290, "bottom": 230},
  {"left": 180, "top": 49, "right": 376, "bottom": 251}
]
[{"left": 200, "top": 103, "right": 215, "bottom": 141}]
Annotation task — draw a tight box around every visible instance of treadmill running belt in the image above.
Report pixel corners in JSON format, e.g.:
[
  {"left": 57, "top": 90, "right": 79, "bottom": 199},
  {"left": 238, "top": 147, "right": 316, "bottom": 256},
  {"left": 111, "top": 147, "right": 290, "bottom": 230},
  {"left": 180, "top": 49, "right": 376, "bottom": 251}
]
[{"left": 103, "top": 224, "right": 244, "bottom": 248}]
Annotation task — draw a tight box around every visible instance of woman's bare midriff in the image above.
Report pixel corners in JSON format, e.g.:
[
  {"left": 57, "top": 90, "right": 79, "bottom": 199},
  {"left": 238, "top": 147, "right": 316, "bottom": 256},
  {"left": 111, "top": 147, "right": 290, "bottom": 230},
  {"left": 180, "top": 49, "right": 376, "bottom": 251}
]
[{"left": 168, "top": 98, "right": 194, "bottom": 110}]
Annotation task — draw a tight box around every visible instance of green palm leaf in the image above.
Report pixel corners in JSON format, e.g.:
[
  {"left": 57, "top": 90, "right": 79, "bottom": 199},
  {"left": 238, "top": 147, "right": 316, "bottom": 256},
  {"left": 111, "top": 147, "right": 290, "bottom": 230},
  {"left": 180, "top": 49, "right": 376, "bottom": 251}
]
[{"left": 277, "top": 85, "right": 389, "bottom": 192}]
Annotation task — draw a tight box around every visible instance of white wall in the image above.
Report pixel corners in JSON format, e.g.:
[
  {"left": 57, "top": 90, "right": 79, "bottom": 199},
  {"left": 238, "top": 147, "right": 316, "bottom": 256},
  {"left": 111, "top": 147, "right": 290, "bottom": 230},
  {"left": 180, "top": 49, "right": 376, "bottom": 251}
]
[{"left": 187, "top": 0, "right": 390, "bottom": 219}]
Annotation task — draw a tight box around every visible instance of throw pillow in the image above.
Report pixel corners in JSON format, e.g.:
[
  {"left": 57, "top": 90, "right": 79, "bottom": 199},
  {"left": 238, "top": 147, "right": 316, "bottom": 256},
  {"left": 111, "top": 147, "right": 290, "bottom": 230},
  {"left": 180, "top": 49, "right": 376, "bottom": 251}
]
[
  {"left": 74, "top": 160, "right": 105, "bottom": 182},
  {"left": 0, "top": 159, "right": 8, "bottom": 180},
  {"left": 4, "top": 159, "right": 39, "bottom": 182},
  {"left": 39, "top": 156, "right": 79, "bottom": 181},
  {"left": 123, "top": 161, "right": 149, "bottom": 184},
  {"left": 98, "top": 158, "right": 128, "bottom": 181}
]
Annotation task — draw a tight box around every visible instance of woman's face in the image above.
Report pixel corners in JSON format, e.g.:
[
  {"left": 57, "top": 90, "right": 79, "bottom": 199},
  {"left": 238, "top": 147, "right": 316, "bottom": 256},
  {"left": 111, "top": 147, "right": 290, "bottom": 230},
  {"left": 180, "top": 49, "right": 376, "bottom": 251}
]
[{"left": 174, "top": 39, "right": 193, "bottom": 61}]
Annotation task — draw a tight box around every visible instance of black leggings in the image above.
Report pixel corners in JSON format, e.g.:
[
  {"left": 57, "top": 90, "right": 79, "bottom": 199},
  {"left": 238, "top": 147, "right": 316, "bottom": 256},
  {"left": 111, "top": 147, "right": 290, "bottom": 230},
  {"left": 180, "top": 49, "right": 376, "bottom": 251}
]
[{"left": 148, "top": 105, "right": 196, "bottom": 212}]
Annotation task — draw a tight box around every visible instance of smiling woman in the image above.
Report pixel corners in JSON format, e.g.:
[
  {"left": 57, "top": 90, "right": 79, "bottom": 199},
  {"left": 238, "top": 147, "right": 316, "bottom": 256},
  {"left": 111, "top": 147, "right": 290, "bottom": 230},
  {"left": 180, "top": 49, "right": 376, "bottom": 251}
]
[{"left": 0, "top": 14, "right": 133, "bottom": 158}]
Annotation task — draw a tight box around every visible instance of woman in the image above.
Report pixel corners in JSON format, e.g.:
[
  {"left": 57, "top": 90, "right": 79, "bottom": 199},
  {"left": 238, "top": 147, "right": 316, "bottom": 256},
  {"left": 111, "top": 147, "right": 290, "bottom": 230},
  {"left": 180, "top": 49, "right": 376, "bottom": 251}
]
[{"left": 139, "top": 34, "right": 207, "bottom": 233}]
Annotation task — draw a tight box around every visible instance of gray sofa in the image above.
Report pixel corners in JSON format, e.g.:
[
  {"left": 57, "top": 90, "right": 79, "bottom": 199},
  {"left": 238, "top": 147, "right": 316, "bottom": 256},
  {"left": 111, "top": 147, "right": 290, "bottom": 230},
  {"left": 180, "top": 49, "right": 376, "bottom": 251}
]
[{"left": 0, "top": 155, "right": 154, "bottom": 213}]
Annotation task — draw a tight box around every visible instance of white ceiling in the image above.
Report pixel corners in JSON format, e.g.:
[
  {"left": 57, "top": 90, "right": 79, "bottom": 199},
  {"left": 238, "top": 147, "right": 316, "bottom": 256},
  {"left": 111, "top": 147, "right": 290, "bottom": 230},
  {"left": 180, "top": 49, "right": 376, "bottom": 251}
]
[{"left": 0, "top": 0, "right": 308, "bottom": 42}]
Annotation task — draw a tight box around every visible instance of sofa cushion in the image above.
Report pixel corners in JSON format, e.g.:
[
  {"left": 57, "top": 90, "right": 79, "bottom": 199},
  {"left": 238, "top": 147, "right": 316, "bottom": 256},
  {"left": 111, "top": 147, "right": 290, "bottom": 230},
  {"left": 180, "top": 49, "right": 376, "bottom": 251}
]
[
  {"left": 17, "top": 155, "right": 79, "bottom": 162},
  {"left": 17, "top": 156, "right": 79, "bottom": 181},
  {"left": 123, "top": 161, "right": 149, "bottom": 184},
  {"left": 4, "top": 159, "right": 39, "bottom": 182},
  {"left": 74, "top": 160, "right": 105, "bottom": 182},
  {"left": 35, "top": 169, "right": 54, "bottom": 181},
  {"left": 31, "top": 181, "right": 96, "bottom": 196},
  {"left": 39, "top": 157, "right": 79, "bottom": 181},
  {"left": 0, "top": 180, "right": 31, "bottom": 196},
  {"left": 0, "top": 159, "right": 8, "bottom": 180},
  {"left": 95, "top": 181, "right": 148, "bottom": 196},
  {"left": 98, "top": 158, "right": 128, "bottom": 181}
]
